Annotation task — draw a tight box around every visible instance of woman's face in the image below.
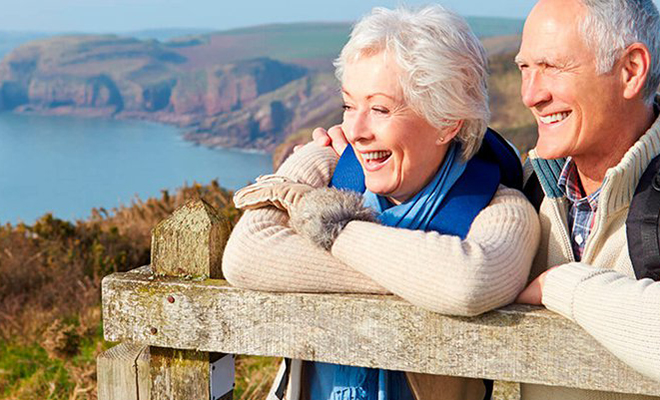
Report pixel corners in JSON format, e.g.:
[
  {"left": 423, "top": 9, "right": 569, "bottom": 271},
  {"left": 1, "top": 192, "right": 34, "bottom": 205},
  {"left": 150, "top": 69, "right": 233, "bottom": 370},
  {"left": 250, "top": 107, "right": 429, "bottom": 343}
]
[{"left": 341, "top": 52, "right": 455, "bottom": 204}]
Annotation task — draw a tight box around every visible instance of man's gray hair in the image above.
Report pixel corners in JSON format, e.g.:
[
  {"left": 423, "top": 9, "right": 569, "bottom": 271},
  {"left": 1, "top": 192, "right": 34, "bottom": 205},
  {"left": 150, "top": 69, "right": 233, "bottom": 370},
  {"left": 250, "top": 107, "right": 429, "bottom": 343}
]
[
  {"left": 579, "top": 0, "right": 660, "bottom": 104},
  {"left": 334, "top": 6, "right": 489, "bottom": 160}
]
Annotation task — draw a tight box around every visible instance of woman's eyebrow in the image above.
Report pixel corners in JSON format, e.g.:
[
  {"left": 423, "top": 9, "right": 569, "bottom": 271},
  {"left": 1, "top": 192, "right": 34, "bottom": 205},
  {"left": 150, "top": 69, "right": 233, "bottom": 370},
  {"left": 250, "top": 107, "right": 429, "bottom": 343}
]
[
  {"left": 366, "top": 93, "right": 396, "bottom": 100},
  {"left": 342, "top": 88, "right": 395, "bottom": 100}
]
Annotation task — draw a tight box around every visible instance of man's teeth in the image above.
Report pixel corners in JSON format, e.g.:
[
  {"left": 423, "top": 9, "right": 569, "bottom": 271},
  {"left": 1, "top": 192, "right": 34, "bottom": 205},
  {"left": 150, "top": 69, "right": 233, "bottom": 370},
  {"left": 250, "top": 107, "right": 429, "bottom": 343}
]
[
  {"left": 539, "top": 112, "right": 571, "bottom": 124},
  {"left": 363, "top": 151, "right": 392, "bottom": 161}
]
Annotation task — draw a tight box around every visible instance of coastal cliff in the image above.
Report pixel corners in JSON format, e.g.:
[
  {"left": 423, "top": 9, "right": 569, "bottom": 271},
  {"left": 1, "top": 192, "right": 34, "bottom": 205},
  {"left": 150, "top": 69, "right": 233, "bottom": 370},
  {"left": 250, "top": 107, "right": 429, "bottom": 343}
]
[
  {"left": 0, "top": 20, "right": 529, "bottom": 154},
  {"left": 0, "top": 32, "right": 347, "bottom": 151}
]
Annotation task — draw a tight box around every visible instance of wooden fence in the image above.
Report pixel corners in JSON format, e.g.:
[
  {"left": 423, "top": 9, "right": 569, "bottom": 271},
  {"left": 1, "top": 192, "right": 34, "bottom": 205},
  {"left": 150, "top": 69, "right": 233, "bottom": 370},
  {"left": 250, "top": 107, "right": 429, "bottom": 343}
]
[{"left": 97, "top": 200, "right": 660, "bottom": 399}]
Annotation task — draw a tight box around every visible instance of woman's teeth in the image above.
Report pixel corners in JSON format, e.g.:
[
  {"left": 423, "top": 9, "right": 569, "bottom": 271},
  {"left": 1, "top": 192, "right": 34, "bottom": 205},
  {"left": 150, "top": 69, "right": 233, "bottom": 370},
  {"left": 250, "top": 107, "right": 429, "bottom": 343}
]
[
  {"left": 539, "top": 111, "right": 571, "bottom": 124},
  {"left": 363, "top": 151, "right": 392, "bottom": 161}
]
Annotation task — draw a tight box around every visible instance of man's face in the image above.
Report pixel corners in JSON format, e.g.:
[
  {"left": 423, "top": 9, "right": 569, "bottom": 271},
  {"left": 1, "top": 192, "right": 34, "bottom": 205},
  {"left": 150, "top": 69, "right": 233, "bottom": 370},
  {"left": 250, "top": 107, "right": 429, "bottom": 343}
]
[{"left": 516, "top": 0, "right": 624, "bottom": 161}]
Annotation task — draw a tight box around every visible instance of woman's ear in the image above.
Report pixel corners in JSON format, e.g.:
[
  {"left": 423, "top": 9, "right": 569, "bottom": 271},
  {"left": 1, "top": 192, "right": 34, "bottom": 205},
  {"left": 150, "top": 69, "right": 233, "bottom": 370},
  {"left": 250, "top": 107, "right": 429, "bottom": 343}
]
[
  {"left": 437, "top": 120, "right": 463, "bottom": 144},
  {"left": 621, "top": 43, "right": 651, "bottom": 100}
]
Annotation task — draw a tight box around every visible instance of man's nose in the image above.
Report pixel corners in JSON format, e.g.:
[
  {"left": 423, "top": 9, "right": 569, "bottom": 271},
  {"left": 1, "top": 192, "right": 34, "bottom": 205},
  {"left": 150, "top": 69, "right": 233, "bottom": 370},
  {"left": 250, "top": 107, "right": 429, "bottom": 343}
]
[{"left": 521, "top": 71, "right": 551, "bottom": 109}]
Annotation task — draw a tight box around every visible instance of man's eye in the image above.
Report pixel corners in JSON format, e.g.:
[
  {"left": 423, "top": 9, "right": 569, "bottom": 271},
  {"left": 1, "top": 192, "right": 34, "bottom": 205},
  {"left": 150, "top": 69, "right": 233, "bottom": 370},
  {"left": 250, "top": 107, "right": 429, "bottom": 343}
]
[
  {"left": 342, "top": 104, "right": 353, "bottom": 111},
  {"left": 540, "top": 63, "right": 557, "bottom": 71}
]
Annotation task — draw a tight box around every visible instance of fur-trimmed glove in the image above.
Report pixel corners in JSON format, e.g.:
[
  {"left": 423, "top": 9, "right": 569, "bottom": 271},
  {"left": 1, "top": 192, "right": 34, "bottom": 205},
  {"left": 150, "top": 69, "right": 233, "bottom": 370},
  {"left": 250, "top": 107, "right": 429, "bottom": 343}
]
[
  {"left": 289, "top": 187, "right": 378, "bottom": 251},
  {"left": 233, "top": 174, "right": 315, "bottom": 212},
  {"left": 234, "top": 176, "right": 378, "bottom": 251}
]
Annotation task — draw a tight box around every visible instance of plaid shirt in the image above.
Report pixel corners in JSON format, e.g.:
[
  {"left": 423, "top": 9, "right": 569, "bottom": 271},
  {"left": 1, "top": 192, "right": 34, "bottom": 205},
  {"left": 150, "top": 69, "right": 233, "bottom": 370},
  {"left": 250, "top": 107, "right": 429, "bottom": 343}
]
[{"left": 557, "top": 158, "right": 601, "bottom": 261}]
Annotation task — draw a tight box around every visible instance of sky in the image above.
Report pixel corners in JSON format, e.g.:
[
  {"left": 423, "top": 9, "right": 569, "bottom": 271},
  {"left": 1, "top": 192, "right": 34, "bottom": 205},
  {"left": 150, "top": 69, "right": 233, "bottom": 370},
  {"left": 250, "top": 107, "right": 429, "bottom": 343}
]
[{"left": 1, "top": 0, "right": 538, "bottom": 33}]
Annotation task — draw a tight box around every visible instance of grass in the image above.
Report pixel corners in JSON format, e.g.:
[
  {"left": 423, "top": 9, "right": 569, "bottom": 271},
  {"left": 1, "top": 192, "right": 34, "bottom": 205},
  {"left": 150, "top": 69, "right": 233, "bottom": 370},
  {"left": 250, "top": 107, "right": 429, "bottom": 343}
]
[
  {"left": 234, "top": 356, "right": 281, "bottom": 400},
  {"left": 0, "top": 314, "right": 105, "bottom": 400},
  {"left": 0, "top": 180, "right": 248, "bottom": 400},
  {"left": 0, "top": 179, "right": 283, "bottom": 399}
]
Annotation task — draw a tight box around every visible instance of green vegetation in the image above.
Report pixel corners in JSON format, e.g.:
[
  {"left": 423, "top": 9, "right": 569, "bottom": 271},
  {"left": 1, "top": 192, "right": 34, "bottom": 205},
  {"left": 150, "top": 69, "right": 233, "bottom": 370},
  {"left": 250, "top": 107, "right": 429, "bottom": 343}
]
[{"left": 0, "top": 181, "right": 282, "bottom": 399}]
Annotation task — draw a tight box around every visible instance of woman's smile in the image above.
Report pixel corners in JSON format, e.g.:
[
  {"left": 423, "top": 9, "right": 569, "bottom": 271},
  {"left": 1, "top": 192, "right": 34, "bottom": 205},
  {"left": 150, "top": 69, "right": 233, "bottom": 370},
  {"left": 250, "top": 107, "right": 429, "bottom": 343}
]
[{"left": 360, "top": 150, "right": 392, "bottom": 171}]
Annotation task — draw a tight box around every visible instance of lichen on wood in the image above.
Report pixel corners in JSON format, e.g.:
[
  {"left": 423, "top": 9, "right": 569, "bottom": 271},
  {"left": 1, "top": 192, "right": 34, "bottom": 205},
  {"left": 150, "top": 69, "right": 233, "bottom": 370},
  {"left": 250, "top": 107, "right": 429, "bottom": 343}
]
[
  {"left": 101, "top": 267, "right": 660, "bottom": 397},
  {"left": 150, "top": 199, "right": 230, "bottom": 279}
]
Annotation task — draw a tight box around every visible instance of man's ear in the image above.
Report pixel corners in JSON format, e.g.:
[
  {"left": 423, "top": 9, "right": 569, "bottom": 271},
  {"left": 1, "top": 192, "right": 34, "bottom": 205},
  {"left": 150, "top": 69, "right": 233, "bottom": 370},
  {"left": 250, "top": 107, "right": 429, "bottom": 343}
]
[{"left": 621, "top": 43, "right": 651, "bottom": 100}]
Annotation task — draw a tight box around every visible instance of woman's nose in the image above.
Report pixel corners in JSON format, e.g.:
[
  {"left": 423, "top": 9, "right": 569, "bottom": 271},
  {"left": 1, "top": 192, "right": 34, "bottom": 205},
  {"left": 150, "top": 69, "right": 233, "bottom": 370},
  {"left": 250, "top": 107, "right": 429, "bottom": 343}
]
[{"left": 343, "top": 111, "right": 374, "bottom": 143}]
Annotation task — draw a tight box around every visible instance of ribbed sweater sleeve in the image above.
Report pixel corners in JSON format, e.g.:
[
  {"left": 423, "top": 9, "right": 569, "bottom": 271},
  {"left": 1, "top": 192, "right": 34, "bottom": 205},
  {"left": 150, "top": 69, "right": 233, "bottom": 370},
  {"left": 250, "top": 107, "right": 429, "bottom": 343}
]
[
  {"left": 224, "top": 144, "right": 541, "bottom": 316},
  {"left": 543, "top": 263, "right": 660, "bottom": 382},
  {"left": 223, "top": 143, "right": 388, "bottom": 293},
  {"left": 331, "top": 186, "right": 540, "bottom": 316}
]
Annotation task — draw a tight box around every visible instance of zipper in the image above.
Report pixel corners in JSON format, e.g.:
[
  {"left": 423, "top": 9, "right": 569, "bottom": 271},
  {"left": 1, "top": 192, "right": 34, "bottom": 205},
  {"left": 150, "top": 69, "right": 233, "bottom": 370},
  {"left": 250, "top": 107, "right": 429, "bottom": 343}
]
[
  {"left": 581, "top": 216, "right": 601, "bottom": 263},
  {"left": 550, "top": 197, "right": 575, "bottom": 263}
]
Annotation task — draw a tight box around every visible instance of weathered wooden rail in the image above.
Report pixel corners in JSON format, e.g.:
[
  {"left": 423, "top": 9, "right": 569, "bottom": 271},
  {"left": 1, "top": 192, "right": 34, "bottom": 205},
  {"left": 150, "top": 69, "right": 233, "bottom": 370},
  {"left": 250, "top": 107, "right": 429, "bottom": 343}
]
[{"left": 97, "top": 200, "right": 660, "bottom": 399}]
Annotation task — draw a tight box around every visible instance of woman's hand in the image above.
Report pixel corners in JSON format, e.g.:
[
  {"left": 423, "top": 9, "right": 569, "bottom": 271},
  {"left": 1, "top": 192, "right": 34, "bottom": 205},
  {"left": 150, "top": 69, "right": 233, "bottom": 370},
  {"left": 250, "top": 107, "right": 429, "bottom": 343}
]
[
  {"left": 233, "top": 175, "right": 314, "bottom": 213},
  {"left": 294, "top": 125, "right": 350, "bottom": 156},
  {"left": 312, "top": 125, "right": 349, "bottom": 156}
]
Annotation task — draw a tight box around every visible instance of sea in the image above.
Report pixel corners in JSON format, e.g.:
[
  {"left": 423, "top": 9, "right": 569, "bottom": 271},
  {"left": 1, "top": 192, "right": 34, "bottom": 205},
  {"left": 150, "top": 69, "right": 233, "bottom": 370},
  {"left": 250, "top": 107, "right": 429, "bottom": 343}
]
[{"left": 0, "top": 112, "right": 273, "bottom": 224}]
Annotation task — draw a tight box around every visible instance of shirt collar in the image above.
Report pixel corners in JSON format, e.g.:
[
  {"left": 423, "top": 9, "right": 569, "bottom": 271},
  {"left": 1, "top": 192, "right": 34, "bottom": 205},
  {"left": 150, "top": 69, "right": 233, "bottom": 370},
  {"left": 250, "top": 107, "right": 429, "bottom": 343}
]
[{"left": 557, "top": 157, "right": 601, "bottom": 209}]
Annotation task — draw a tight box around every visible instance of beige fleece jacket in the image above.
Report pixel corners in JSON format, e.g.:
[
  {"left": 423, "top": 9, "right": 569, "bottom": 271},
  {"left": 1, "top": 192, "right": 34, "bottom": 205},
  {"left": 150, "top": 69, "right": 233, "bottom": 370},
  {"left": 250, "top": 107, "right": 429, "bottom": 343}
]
[{"left": 524, "top": 112, "right": 660, "bottom": 399}]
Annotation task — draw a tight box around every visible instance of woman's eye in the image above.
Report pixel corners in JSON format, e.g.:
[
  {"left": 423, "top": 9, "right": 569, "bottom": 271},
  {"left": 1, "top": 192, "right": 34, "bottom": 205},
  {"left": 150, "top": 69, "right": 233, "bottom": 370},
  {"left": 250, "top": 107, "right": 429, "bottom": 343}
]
[{"left": 372, "top": 107, "right": 389, "bottom": 115}]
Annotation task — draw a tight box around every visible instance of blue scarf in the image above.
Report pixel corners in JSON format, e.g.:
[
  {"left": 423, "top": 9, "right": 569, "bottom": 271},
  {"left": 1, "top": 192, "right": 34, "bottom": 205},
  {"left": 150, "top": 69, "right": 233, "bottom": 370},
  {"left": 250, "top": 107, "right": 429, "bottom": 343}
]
[
  {"left": 308, "top": 144, "right": 467, "bottom": 400},
  {"left": 362, "top": 143, "right": 467, "bottom": 230}
]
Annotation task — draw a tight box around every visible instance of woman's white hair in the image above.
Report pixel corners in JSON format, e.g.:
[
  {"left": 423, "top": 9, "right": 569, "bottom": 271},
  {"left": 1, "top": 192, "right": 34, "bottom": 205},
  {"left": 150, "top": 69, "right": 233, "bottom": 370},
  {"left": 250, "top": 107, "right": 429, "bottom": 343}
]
[
  {"left": 579, "top": 0, "right": 660, "bottom": 104},
  {"left": 334, "top": 5, "right": 490, "bottom": 160}
]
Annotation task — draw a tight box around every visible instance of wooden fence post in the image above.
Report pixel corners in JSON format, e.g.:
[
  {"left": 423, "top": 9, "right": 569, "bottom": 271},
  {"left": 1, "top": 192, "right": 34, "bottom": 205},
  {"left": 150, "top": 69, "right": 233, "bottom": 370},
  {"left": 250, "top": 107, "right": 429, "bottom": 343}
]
[
  {"left": 97, "top": 342, "right": 150, "bottom": 400},
  {"left": 149, "top": 199, "right": 232, "bottom": 400}
]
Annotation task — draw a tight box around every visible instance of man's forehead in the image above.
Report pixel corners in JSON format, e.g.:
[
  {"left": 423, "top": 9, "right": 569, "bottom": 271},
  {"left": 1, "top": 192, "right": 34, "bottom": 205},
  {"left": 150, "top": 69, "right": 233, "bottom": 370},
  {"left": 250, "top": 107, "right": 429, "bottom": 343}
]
[{"left": 516, "top": 0, "right": 588, "bottom": 64}]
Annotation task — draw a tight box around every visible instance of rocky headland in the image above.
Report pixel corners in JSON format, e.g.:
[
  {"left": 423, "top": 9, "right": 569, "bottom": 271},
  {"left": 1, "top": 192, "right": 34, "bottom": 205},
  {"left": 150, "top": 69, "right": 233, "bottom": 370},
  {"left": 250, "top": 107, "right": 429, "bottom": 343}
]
[{"left": 0, "top": 20, "right": 532, "bottom": 158}]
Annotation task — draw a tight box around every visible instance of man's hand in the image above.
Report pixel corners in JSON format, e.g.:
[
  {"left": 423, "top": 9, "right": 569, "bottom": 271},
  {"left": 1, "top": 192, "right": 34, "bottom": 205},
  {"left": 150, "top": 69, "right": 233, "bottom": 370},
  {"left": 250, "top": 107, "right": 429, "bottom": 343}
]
[{"left": 515, "top": 268, "right": 556, "bottom": 305}]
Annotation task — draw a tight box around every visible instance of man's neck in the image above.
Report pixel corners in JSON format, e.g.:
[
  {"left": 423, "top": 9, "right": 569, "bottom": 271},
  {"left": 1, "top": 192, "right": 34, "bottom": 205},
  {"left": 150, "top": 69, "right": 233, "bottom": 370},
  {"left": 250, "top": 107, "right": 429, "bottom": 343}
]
[{"left": 573, "top": 103, "right": 656, "bottom": 196}]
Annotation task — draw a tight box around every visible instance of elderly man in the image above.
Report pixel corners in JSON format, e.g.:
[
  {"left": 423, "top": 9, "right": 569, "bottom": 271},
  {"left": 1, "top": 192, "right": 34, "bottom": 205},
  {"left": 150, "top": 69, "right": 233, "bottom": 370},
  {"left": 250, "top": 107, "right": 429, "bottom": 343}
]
[
  {"left": 313, "top": 0, "right": 660, "bottom": 398},
  {"left": 513, "top": 0, "right": 660, "bottom": 398}
]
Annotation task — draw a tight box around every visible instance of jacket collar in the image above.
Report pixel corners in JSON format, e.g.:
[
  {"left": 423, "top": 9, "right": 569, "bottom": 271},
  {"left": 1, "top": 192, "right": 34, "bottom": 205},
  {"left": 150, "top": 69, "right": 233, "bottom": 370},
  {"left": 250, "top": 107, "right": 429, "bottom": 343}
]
[{"left": 528, "top": 102, "right": 660, "bottom": 214}]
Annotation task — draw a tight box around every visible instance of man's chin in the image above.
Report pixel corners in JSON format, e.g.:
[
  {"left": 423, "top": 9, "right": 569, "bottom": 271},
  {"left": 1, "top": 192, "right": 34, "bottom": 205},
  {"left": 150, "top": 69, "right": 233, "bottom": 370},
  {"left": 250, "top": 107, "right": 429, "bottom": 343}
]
[{"left": 534, "top": 142, "right": 568, "bottom": 160}]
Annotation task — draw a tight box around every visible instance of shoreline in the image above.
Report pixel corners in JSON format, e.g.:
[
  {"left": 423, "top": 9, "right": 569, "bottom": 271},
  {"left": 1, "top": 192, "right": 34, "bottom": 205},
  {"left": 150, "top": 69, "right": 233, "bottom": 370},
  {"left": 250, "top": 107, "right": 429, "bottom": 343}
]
[{"left": 3, "top": 107, "right": 275, "bottom": 155}]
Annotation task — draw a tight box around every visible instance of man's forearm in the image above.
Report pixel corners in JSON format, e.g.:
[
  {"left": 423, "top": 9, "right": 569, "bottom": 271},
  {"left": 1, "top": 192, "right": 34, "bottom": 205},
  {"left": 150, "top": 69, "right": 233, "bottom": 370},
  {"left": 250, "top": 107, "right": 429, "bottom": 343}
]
[{"left": 543, "top": 263, "right": 660, "bottom": 382}]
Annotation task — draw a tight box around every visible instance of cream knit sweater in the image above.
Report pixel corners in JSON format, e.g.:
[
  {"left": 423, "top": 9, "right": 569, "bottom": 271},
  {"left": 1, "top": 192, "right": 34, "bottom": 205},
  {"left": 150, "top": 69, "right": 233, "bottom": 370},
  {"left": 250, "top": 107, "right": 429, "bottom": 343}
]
[
  {"left": 524, "top": 113, "right": 660, "bottom": 400},
  {"left": 223, "top": 143, "right": 540, "bottom": 317}
]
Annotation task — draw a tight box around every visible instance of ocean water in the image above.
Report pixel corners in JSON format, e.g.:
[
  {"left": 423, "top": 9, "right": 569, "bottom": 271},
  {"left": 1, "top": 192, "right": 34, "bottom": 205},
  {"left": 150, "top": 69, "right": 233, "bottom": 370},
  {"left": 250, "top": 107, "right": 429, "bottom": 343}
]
[{"left": 0, "top": 112, "right": 273, "bottom": 224}]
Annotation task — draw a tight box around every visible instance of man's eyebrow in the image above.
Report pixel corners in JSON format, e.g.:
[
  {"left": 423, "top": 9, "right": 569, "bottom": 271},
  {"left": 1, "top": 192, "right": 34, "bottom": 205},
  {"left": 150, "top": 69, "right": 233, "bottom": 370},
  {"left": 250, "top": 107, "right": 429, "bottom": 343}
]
[{"left": 516, "top": 55, "right": 563, "bottom": 67}]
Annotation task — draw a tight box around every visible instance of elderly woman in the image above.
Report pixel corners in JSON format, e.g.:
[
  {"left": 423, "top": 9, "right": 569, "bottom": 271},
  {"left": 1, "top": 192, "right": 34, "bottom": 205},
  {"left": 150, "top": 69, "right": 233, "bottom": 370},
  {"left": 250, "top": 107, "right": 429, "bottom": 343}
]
[{"left": 223, "top": 5, "right": 539, "bottom": 400}]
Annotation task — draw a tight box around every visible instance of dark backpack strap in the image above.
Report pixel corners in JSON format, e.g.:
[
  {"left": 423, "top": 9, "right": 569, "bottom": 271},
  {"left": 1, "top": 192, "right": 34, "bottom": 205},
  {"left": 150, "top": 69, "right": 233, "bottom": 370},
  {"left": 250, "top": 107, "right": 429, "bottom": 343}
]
[
  {"left": 478, "top": 128, "right": 522, "bottom": 190},
  {"left": 523, "top": 170, "right": 545, "bottom": 212},
  {"left": 626, "top": 154, "right": 660, "bottom": 281}
]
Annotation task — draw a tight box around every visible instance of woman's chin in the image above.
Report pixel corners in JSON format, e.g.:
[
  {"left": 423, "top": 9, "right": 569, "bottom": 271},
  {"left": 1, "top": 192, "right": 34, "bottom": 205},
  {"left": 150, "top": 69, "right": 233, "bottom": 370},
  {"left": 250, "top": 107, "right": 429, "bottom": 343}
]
[{"left": 366, "top": 186, "right": 391, "bottom": 198}]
